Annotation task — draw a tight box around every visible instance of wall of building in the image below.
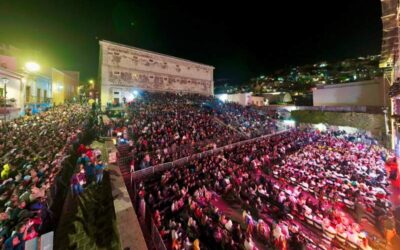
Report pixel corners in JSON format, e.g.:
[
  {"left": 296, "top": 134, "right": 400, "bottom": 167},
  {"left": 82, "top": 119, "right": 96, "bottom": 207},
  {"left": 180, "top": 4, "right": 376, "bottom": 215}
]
[
  {"left": 313, "top": 78, "right": 387, "bottom": 106},
  {"left": 291, "top": 110, "right": 387, "bottom": 143},
  {"left": 51, "top": 69, "right": 79, "bottom": 105},
  {"left": 216, "top": 93, "right": 252, "bottom": 106},
  {"left": 99, "top": 40, "right": 214, "bottom": 107},
  {"left": 216, "top": 93, "right": 267, "bottom": 106},
  {"left": 263, "top": 92, "right": 292, "bottom": 104},
  {"left": 251, "top": 96, "right": 265, "bottom": 106},
  {"left": 0, "top": 55, "right": 17, "bottom": 71},
  {"left": 0, "top": 68, "right": 24, "bottom": 111},
  {"left": 35, "top": 76, "right": 52, "bottom": 103}
]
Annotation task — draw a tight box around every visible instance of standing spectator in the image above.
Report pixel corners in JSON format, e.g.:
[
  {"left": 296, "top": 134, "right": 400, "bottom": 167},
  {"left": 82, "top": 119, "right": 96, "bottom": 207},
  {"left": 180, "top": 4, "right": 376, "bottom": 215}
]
[
  {"left": 130, "top": 159, "right": 135, "bottom": 188},
  {"left": 139, "top": 154, "right": 151, "bottom": 170},
  {"left": 84, "top": 162, "right": 95, "bottom": 184},
  {"left": 4, "top": 233, "right": 23, "bottom": 250},
  {"left": 71, "top": 168, "right": 86, "bottom": 196},
  {"left": 95, "top": 161, "right": 105, "bottom": 184},
  {"left": 76, "top": 153, "right": 89, "bottom": 167}
]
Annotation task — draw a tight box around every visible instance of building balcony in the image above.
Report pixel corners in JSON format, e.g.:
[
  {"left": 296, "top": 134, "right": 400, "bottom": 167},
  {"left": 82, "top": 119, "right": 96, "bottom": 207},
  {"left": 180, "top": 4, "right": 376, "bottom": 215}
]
[{"left": 0, "top": 97, "right": 17, "bottom": 108}]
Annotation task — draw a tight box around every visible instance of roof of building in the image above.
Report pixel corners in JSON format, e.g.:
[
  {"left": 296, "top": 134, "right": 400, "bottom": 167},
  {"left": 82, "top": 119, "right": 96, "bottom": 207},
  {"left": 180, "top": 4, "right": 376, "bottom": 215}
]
[
  {"left": 100, "top": 40, "right": 215, "bottom": 69},
  {"left": 315, "top": 78, "right": 382, "bottom": 89}
]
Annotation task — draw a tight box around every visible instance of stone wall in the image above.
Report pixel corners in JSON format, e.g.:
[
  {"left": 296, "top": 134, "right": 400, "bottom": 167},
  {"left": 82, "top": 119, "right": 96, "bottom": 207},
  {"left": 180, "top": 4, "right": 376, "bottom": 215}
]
[
  {"left": 105, "top": 140, "right": 148, "bottom": 250},
  {"left": 291, "top": 110, "right": 386, "bottom": 139}
]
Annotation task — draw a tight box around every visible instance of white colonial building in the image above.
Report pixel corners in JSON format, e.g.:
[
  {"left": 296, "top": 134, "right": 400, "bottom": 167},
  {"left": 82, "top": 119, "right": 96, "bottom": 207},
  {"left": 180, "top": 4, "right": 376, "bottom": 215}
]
[{"left": 99, "top": 40, "right": 214, "bottom": 108}]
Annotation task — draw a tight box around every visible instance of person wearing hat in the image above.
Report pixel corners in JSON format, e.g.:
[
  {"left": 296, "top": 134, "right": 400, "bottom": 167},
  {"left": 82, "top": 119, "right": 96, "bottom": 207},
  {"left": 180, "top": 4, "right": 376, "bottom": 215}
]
[{"left": 1, "top": 164, "right": 10, "bottom": 180}]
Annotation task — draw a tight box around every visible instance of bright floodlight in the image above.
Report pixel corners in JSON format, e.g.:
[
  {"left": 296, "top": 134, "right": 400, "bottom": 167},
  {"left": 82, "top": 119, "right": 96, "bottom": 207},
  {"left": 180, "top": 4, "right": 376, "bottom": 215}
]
[
  {"left": 89, "top": 79, "right": 95, "bottom": 84},
  {"left": 25, "top": 62, "right": 40, "bottom": 72},
  {"left": 133, "top": 90, "right": 139, "bottom": 96},
  {"left": 217, "top": 94, "right": 228, "bottom": 102}
]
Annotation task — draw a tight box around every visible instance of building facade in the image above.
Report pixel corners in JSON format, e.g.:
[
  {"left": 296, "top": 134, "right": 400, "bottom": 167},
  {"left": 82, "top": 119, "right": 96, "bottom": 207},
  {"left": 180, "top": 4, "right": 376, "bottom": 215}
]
[
  {"left": 51, "top": 69, "right": 79, "bottom": 105},
  {"left": 99, "top": 40, "right": 214, "bottom": 108},
  {"left": 24, "top": 74, "right": 52, "bottom": 113},
  {"left": 0, "top": 67, "right": 24, "bottom": 119},
  {"left": 0, "top": 54, "right": 54, "bottom": 118},
  {"left": 0, "top": 46, "right": 79, "bottom": 119},
  {"left": 313, "top": 78, "right": 387, "bottom": 107},
  {"left": 215, "top": 93, "right": 268, "bottom": 106},
  {"left": 380, "top": 0, "right": 400, "bottom": 150}
]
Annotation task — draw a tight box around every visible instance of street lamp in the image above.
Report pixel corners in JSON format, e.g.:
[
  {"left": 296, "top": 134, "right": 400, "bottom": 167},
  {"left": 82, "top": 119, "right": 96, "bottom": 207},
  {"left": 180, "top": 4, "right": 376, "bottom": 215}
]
[{"left": 25, "top": 62, "right": 40, "bottom": 72}]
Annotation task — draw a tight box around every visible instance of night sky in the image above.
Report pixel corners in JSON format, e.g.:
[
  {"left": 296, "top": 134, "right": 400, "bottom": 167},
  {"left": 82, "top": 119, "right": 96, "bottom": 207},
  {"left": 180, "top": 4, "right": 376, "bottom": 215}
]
[{"left": 0, "top": 0, "right": 382, "bottom": 84}]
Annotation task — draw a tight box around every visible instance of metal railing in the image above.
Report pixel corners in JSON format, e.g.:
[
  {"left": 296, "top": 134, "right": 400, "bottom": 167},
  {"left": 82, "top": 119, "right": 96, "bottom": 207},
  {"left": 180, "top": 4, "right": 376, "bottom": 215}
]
[
  {"left": 261, "top": 105, "right": 386, "bottom": 114},
  {"left": 131, "top": 130, "right": 290, "bottom": 181},
  {"left": 128, "top": 130, "right": 290, "bottom": 249},
  {"left": 118, "top": 135, "right": 247, "bottom": 169}
]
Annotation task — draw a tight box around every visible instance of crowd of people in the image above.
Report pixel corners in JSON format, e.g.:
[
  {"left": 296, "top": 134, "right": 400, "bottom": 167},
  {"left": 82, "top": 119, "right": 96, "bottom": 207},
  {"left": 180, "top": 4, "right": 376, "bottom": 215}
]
[
  {"left": 70, "top": 144, "right": 106, "bottom": 197},
  {"left": 114, "top": 91, "right": 279, "bottom": 168},
  {"left": 210, "top": 101, "right": 278, "bottom": 138},
  {"left": 137, "top": 129, "right": 396, "bottom": 249},
  {"left": 0, "top": 104, "right": 91, "bottom": 249}
]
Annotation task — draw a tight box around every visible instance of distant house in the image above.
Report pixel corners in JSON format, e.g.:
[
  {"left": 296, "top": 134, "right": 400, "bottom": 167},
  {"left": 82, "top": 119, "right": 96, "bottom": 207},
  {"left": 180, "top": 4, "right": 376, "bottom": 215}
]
[{"left": 262, "top": 92, "right": 293, "bottom": 105}]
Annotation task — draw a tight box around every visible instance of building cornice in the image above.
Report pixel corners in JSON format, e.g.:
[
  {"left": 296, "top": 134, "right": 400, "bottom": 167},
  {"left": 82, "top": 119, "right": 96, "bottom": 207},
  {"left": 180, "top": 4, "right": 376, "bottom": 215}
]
[
  {"left": 100, "top": 40, "right": 215, "bottom": 70},
  {"left": 0, "top": 67, "right": 24, "bottom": 79}
]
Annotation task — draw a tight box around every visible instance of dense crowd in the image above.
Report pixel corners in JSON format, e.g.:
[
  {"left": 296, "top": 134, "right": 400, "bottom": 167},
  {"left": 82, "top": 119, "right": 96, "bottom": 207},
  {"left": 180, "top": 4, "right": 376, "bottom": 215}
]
[
  {"left": 210, "top": 101, "right": 278, "bottom": 138},
  {"left": 0, "top": 105, "right": 91, "bottom": 249},
  {"left": 116, "top": 92, "right": 278, "bottom": 168},
  {"left": 138, "top": 129, "right": 396, "bottom": 250},
  {"left": 271, "top": 132, "right": 391, "bottom": 219}
]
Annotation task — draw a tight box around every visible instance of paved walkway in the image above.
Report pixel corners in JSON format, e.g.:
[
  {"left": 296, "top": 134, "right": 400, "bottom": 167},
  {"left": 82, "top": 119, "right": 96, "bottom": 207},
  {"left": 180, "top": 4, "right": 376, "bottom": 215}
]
[{"left": 54, "top": 141, "right": 120, "bottom": 250}]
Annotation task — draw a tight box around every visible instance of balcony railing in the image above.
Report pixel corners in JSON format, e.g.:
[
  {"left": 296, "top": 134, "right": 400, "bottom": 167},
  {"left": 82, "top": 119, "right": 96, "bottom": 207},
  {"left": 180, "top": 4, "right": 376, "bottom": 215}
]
[
  {"left": 26, "top": 96, "right": 53, "bottom": 105},
  {"left": 0, "top": 97, "right": 17, "bottom": 108}
]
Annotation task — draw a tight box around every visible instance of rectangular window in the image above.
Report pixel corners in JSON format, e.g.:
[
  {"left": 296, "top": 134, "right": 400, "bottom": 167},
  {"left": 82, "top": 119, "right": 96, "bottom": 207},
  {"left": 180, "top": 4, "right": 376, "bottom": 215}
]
[
  {"left": 0, "top": 87, "right": 3, "bottom": 97},
  {"left": 37, "top": 88, "right": 41, "bottom": 103},
  {"left": 26, "top": 86, "right": 31, "bottom": 102}
]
